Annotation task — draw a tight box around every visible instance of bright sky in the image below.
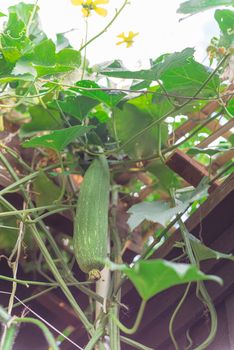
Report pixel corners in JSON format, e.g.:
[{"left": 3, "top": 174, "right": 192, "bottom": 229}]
[{"left": 1, "top": 0, "right": 220, "bottom": 68}]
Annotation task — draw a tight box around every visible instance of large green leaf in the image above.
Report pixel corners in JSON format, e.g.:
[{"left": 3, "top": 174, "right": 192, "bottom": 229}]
[
  {"left": 177, "top": 0, "right": 233, "bottom": 15},
  {"left": 111, "top": 103, "right": 168, "bottom": 159},
  {"left": 0, "top": 13, "right": 32, "bottom": 63},
  {"left": 20, "top": 105, "right": 63, "bottom": 136},
  {"left": 160, "top": 59, "right": 219, "bottom": 97},
  {"left": 22, "top": 125, "right": 94, "bottom": 151},
  {"left": 190, "top": 234, "right": 234, "bottom": 262},
  {"left": 73, "top": 80, "right": 124, "bottom": 107},
  {"left": 215, "top": 9, "right": 234, "bottom": 47},
  {"left": 127, "top": 181, "right": 208, "bottom": 229},
  {"left": 32, "top": 39, "right": 56, "bottom": 66},
  {"left": 147, "top": 160, "right": 181, "bottom": 191},
  {"left": 101, "top": 48, "right": 194, "bottom": 81},
  {"left": 102, "top": 48, "right": 219, "bottom": 98},
  {"left": 56, "top": 48, "right": 81, "bottom": 68},
  {"left": 26, "top": 41, "right": 81, "bottom": 77},
  {"left": 33, "top": 171, "right": 61, "bottom": 207},
  {"left": 128, "top": 87, "right": 172, "bottom": 118},
  {"left": 51, "top": 95, "right": 99, "bottom": 120},
  {"left": 9, "top": 3, "right": 46, "bottom": 42},
  {"left": 109, "top": 259, "right": 222, "bottom": 301},
  {"left": 127, "top": 201, "right": 187, "bottom": 230},
  {"left": 9, "top": 2, "right": 38, "bottom": 26}
]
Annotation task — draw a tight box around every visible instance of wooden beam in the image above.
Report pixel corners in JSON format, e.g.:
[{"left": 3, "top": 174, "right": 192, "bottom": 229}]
[
  {"left": 211, "top": 149, "right": 234, "bottom": 173},
  {"left": 153, "top": 172, "right": 234, "bottom": 260},
  {"left": 197, "top": 118, "right": 234, "bottom": 149},
  {"left": 165, "top": 149, "right": 219, "bottom": 190}
]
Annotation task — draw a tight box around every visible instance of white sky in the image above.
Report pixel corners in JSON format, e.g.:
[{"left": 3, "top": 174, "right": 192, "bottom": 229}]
[{"left": 1, "top": 0, "right": 220, "bottom": 68}]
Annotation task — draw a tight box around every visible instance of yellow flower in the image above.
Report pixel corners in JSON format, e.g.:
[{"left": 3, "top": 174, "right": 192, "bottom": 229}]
[
  {"left": 116, "top": 31, "right": 139, "bottom": 48},
  {"left": 71, "top": 0, "right": 109, "bottom": 17}
]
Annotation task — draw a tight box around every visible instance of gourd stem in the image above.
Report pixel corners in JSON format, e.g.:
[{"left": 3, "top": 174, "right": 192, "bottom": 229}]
[
  {"left": 120, "top": 336, "right": 154, "bottom": 350},
  {"left": 84, "top": 326, "right": 104, "bottom": 350},
  {"left": 111, "top": 300, "right": 146, "bottom": 335}
]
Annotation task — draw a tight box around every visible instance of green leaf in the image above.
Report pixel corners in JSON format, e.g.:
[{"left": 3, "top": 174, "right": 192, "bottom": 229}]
[
  {"left": 190, "top": 234, "right": 234, "bottom": 262},
  {"left": 127, "top": 201, "right": 187, "bottom": 230},
  {"left": 109, "top": 259, "right": 222, "bottom": 301},
  {"left": 0, "top": 13, "right": 32, "bottom": 63},
  {"left": 33, "top": 171, "right": 61, "bottom": 206},
  {"left": 0, "top": 206, "right": 34, "bottom": 253},
  {"left": 187, "top": 147, "right": 232, "bottom": 156},
  {"left": 177, "top": 0, "right": 233, "bottom": 15},
  {"left": 73, "top": 80, "right": 125, "bottom": 107},
  {"left": 12, "top": 59, "right": 37, "bottom": 78},
  {"left": 147, "top": 160, "right": 180, "bottom": 190},
  {"left": 20, "top": 105, "right": 63, "bottom": 136},
  {"left": 35, "top": 65, "right": 74, "bottom": 77},
  {"left": 56, "top": 48, "right": 81, "bottom": 68},
  {"left": 128, "top": 87, "right": 172, "bottom": 118},
  {"left": 4, "top": 12, "right": 25, "bottom": 38},
  {"left": 0, "top": 12, "right": 6, "bottom": 17},
  {"left": 30, "top": 43, "right": 81, "bottom": 76},
  {"left": 32, "top": 39, "right": 56, "bottom": 66},
  {"left": 9, "top": 3, "right": 38, "bottom": 26},
  {"left": 127, "top": 181, "right": 208, "bottom": 229},
  {"left": 102, "top": 48, "right": 219, "bottom": 97},
  {"left": 215, "top": 9, "right": 234, "bottom": 33},
  {"left": 111, "top": 103, "right": 168, "bottom": 159},
  {"left": 56, "top": 33, "right": 71, "bottom": 51},
  {"left": 101, "top": 48, "right": 195, "bottom": 81},
  {"left": 226, "top": 98, "right": 234, "bottom": 117},
  {"left": 0, "top": 75, "right": 34, "bottom": 84},
  {"left": 215, "top": 9, "right": 234, "bottom": 47},
  {"left": 160, "top": 59, "right": 219, "bottom": 97},
  {"left": 50, "top": 95, "right": 99, "bottom": 120},
  {"left": 22, "top": 125, "right": 94, "bottom": 151},
  {"left": 9, "top": 2, "right": 45, "bottom": 41},
  {"left": 229, "top": 134, "right": 234, "bottom": 146}
]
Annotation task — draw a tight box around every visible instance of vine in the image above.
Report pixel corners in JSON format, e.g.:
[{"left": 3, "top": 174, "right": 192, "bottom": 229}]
[{"left": 0, "top": 0, "right": 233, "bottom": 349}]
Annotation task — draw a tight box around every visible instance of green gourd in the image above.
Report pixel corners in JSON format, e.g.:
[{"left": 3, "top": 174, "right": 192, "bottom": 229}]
[{"left": 73, "top": 156, "right": 110, "bottom": 280}]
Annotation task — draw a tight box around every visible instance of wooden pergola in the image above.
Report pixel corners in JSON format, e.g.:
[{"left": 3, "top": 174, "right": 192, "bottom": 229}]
[{"left": 0, "top": 90, "right": 233, "bottom": 349}]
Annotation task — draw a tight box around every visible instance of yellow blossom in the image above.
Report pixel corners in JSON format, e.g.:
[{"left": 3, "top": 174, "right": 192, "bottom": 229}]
[
  {"left": 71, "top": 0, "right": 109, "bottom": 17},
  {"left": 116, "top": 31, "right": 139, "bottom": 48}
]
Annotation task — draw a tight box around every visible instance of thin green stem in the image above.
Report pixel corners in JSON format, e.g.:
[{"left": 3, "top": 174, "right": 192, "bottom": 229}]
[
  {"left": 169, "top": 283, "right": 191, "bottom": 350},
  {"left": 80, "top": 0, "right": 129, "bottom": 51},
  {"left": 194, "top": 282, "right": 218, "bottom": 350},
  {"left": 0, "top": 162, "right": 70, "bottom": 197},
  {"left": 120, "top": 336, "right": 154, "bottom": 350},
  {"left": 11, "top": 287, "right": 55, "bottom": 309},
  {"left": 84, "top": 325, "right": 104, "bottom": 350},
  {"left": 26, "top": 0, "right": 39, "bottom": 37},
  {"left": 0, "top": 274, "right": 92, "bottom": 287},
  {"left": 111, "top": 300, "right": 146, "bottom": 335},
  {"left": 0, "top": 143, "right": 33, "bottom": 173},
  {"left": 13, "top": 317, "right": 59, "bottom": 350},
  {"left": 39, "top": 78, "right": 233, "bottom": 101},
  {"left": 0, "top": 323, "right": 18, "bottom": 350},
  {"left": 0, "top": 205, "right": 73, "bottom": 218},
  {"left": 81, "top": 19, "right": 88, "bottom": 80},
  {"left": 0, "top": 306, "right": 10, "bottom": 323},
  {"left": 178, "top": 216, "right": 218, "bottom": 350}
]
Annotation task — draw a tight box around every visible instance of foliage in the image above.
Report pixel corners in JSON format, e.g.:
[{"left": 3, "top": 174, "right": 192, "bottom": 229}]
[{"left": 0, "top": 0, "right": 233, "bottom": 349}]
